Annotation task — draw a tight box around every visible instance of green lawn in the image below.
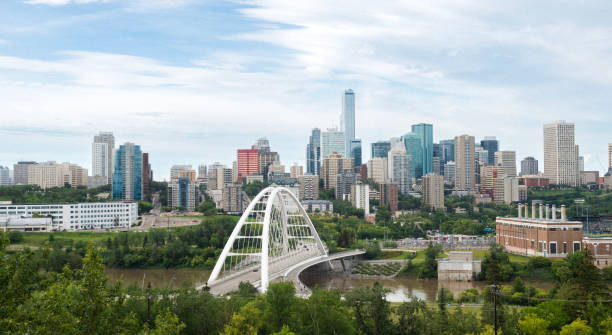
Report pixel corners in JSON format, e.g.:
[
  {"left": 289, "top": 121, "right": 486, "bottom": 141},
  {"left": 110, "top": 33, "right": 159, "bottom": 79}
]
[{"left": 18, "top": 231, "right": 122, "bottom": 247}]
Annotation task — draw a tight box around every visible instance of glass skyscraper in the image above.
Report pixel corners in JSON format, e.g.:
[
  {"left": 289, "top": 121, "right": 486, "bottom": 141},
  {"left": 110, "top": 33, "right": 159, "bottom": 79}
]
[
  {"left": 112, "top": 142, "right": 143, "bottom": 201},
  {"left": 410, "top": 123, "right": 433, "bottom": 178},
  {"left": 480, "top": 136, "right": 498, "bottom": 165},
  {"left": 350, "top": 139, "right": 362, "bottom": 167},
  {"left": 341, "top": 89, "right": 355, "bottom": 155},
  {"left": 306, "top": 128, "right": 321, "bottom": 175},
  {"left": 321, "top": 128, "right": 345, "bottom": 159},
  {"left": 403, "top": 133, "right": 423, "bottom": 178},
  {"left": 439, "top": 139, "right": 455, "bottom": 163},
  {"left": 371, "top": 141, "right": 391, "bottom": 159}
]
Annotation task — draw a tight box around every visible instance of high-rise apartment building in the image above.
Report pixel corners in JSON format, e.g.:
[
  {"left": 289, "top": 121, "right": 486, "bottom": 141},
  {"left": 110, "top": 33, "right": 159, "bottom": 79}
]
[
  {"left": 520, "top": 157, "right": 539, "bottom": 176},
  {"left": 28, "top": 161, "right": 88, "bottom": 189},
  {"left": 480, "top": 165, "right": 503, "bottom": 193},
  {"left": 543, "top": 121, "right": 579, "bottom": 186},
  {"left": 439, "top": 139, "right": 455, "bottom": 164},
  {"left": 387, "top": 144, "right": 412, "bottom": 194},
  {"left": 0, "top": 166, "right": 11, "bottom": 186},
  {"left": 367, "top": 157, "right": 388, "bottom": 185},
  {"left": 298, "top": 174, "right": 319, "bottom": 200},
  {"left": 168, "top": 178, "right": 198, "bottom": 211},
  {"left": 290, "top": 164, "right": 303, "bottom": 178},
  {"left": 321, "top": 153, "right": 353, "bottom": 190},
  {"left": 197, "top": 164, "right": 208, "bottom": 182},
  {"left": 92, "top": 132, "right": 115, "bottom": 185},
  {"left": 335, "top": 171, "right": 359, "bottom": 200},
  {"left": 351, "top": 183, "right": 370, "bottom": 216},
  {"left": 608, "top": 143, "right": 612, "bottom": 169},
  {"left": 222, "top": 184, "right": 248, "bottom": 213},
  {"left": 112, "top": 143, "right": 143, "bottom": 201},
  {"left": 433, "top": 157, "right": 441, "bottom": 176},
  {"left": 350, "top": 139, "right": 362, "bottom": 167},
  {"left": 454, "top": 135, "right": 476, "bottom": 190},
  {"left": 380, "top": 183, "right": 399, "bottom": 213},
  {"left": 422, "top": 173, "right": 444, "bottom": 210},
  {"left": 403, "top": 133, "right": 423, "bottom": 178},
  {"left": 411, "top": 123, "right": 434, "bottom": 177},
  {"left": 480, "top": 136, "right": 498, "bottom": 165},
  {"left": 237, "top": 149, "right": 259, "bottom": 183},
  {"left": 306, "top": 128, "right": 321, "bottom": 175},
  {"left": 142, "top": 153, "right": 152, "bottom": 200},
  {"left": 341, "top": 89, "right": 355, "bottom": 155},
  {"left": 444, "top": 161, "right": 455, "bottom": 184},
  {"left": 170, "top": 165, "right": 192, "bottom": 181},
  {"left": 494, "top": 151, "right": 517, "bottom": 177},
  {"left": 493, "top": 176, "right": 519, "bottom": 204},
  {"left": 321, "top": 127, "right": 345, "bottom": 158},
  {"left": 371, "top": 141, "right": 391, "bottom": 159},
  {"left": 13, "top": 161, "right": 37, "bottom": 185}
]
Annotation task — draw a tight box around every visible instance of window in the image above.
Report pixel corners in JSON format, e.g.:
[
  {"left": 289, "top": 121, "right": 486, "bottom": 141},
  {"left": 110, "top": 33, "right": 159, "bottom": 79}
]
[
  {"left": 573, "top": 242, "right": 581, "bottom": 252},
  {"left": 550, "top": 228, "right": 556, "bottom": 231},
  {"left": 563, "top": 242, "right": 567, "bottom": 254},
  {"left": 550, "top": 242, "right": 557, "bottom": 254},
  {"left": 573, "top": 227, "right": 580, "bottom": 231}
]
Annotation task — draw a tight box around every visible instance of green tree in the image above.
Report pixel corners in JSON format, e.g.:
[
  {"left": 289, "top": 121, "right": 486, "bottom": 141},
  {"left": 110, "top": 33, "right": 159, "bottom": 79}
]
[
  {"left": 519, "top": 314, "right": 550, "bottom": 335},
  {"left": 419, "top": 243, "right": 442, "bottom": 279},
  {"left": 345, "top": 282, "right": 393, "bottom": 335},
  {"left": 559, "top": 318, "right": 592, "bottom": 335},
  {"left": 264, "top": 282, "right": 297, "bottom": 332},
  {"left": 302, "top": 288, "right": 355, "bottom": 335}
]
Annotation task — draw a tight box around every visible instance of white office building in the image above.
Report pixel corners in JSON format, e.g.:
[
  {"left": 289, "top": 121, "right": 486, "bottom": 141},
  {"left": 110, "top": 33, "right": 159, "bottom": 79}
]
[
  {"left": 351, "top": 183, "right": 370, "bottom": 216},
  {"left": 92, "top": 132, "right": 115, "bottom": 185},
  {"left": 0, "top": 201, "right": 137, "bottom": 231},
  {"left": 388, "top": 144, "right": 412, "bottom": 194},
  {"left": 543, "top": 121, "right": 579, "bottom": 186}
]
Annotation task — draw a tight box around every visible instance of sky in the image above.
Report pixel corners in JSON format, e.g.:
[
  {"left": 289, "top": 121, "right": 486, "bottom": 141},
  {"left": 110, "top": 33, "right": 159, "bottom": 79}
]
[{"left": 0, "top": 0, "right": 611, "bottom": 180}]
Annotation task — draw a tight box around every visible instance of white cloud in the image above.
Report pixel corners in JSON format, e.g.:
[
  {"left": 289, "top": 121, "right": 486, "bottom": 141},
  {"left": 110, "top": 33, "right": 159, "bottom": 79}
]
[{"left": 24, "top": 0, "right": 109, "bottom": 5}]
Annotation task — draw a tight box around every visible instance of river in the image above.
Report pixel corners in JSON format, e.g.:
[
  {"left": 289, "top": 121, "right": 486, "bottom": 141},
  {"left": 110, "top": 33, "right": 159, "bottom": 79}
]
[{"left": 104, "top": 268, "right": 554, "bottom": 303}]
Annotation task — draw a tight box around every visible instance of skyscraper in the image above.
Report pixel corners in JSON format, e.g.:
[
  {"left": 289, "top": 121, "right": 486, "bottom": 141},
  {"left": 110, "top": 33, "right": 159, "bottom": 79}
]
[
  {"left": 306, "top": 128, "right": 321, "bottom": 175},
  {"left": 252, "top": 138, "right": 270, "bottom": 152},
  {"left": 454, "top": 135, "right": 475, "bottom": 190},
  {"left": 168, "top": 177, "right": 198, "bottom": 211},
  {"left": 367, "top": 157, "right": 388, "bottom": 185},
  {"left": 480, "top": 136, "right": 498, "bottom": 165},
  {"left": 403, "top": 133, "right": 423, "bottom": 178},
  {"left": 543, "top": 121, "right": 579, "bottom": 186},
  {"left": 112, "top": 143, "right": 143, "bottom": 201},
  {"left": 439, "top": 139, "right": 455, "bottom": 163},
  {"left": 13, "top": 161, "right": 37, "bottom": 185},
  {"left": 92, "top": 132, "right": 115, "bottom": 185},
  {"left": 321, "top": 127, "right": 345, "bottom": 158},
  {"left": 351, "top": 183, "right": 370, "bottom": 216},
  {"left": 411, "top": 123, "right": 434, "bottom": 177},
  {"left": 520, "top": 157, "right": 538, "bottom": 176},
  {"left": 387, "top": 144, "right": 412, "bottom": 194},
  {"left": 0, "top": 166, "right": 11, "bottom": 186},
  {"left": 350, "top": 139, "right": 362, "bottom": 167},
  {"left": 142, "top": 153, "right": 152, "bottom": 201},
  {"left": 321, "top": 153, "right": 353, "bottom": 190},
  {"left": 237, "top": 149, "right": 259, "bottom": 183},
  {"left": 494, "top": 151, "right": 517, "bottom": 177},
  {"left": 371, "top": 141, "right": 391, "bottom": 159},
  {"left": 422, "top": 173, "right": 444, "bottom": 210},
  {"left": 341, "top": 89, "right": 355, "bottom": 155}
]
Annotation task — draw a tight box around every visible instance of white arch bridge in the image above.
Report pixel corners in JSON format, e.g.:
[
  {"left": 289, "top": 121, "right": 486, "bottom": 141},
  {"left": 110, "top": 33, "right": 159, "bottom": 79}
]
[{"left": 201, "top": 186, "right": 364, "bottom": 295}]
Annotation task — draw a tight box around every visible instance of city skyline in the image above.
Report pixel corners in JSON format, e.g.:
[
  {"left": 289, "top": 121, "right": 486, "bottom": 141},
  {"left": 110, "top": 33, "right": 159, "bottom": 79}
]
[{"left": 1, "top": 1, "right": 612, "bottom": 179}]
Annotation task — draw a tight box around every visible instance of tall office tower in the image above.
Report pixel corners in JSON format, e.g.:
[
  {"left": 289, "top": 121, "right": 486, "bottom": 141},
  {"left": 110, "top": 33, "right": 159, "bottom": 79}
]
[
  {"left": 335, "top": 171, "right": 359, "bottom": 200},
  {"left": 237, "top": 149, "right": 259, "bottom": 183},
  {"left": 543, "top": 121, "right": 579, "bottom": 186},
  {"left": 422, "top": 173, "right": 444, "bottom": 210},
  {"left": 475, "top": 147, "right": 489, "bottom": 166},
  {"left": 208, "top": 168, "right": 219, "bottom": 190},
  {"left": 411, "top": 123, "right": 434, "bottom": 176},
  {"left": 232, "top": 161, "right": 238, "bottom": 183},
  {"left": 306, "top": 128, "right": 321, "bottom": 175},
  {"left": 520, "top": 157, "right": 539, "bottom": 176},
  {"left": 258, "top": 151, "right": 279, "bottom": 179},
  {"left": 440, "top": 139, "right": 455, "bottom": 163},
  {"left": 252, "top": 138, "right": 270, "bottom": 152},
  {"left": 433, "top": 157, "right": 441, "bottom": 175},
  {"left": 198, "top": 165, "right": 207, "bottom": 181},
  {"left": 367, "top": 157, "right": 388, "bottom": 185},
  {"left": 112, "top": 143, "right": 143, "bottom": 201},
  {"left": 222, "top": 184, "right": 248, "bottom": 213},
  {"left": 321, "top": 127, "right": 345, "bottom": 158},
  {"left": 321, "top": 153, "right": 353, "bottom": 190},
  {"left": 480, "top": 136, "right": 498, "bottom": 165},
  {"left": 170, "top": 165, "right": 192, "bottom": 181},
  {"left": 380, "top": 183, "right": 399, "bottom": 213},
  {"left": 433, "top": 143, "right": 442, "bottom": 160},
  {"left": 403, "top": 133, "right": 423, "bottom": 178},
  {"left": 578, "top": 156, "right": 584, "bottom": 172},
  {"left": 27, "top": 161, "right": 88, "bottom": 189},
  {"left": 0, "top": 166, "right": 11, "bottom": 186},
  {"left": 444, "top": 161, "right": 455, "bottom": 184},
  {"left": 142, "top": 153, "right": 152, "bottom": 200},
  {"left": 168, "top": 178, "right": 198, "bottom": 211},
  {"left": 298, "top": 174, "right": 319, "bottom": 200},
  {"left": 341, "top": 89, "right": 355, "bottom": 155},
  {"left": 13, "top": 161, "right": 37, "bottom": 185},
  {"left": 290, "top": 164, "right": 303, "bottom": 179},
  {"left": 609, "top": 143, "right": 612, "bottom": 168},
  {"left": 371, "top": 141, "right": 391, "bottom": 158},
  {"left": 493, "top": 176, "right": 519, "bottom": 204},
  {"left": 387, "top": 144, "right": 412, "bottom": 194},
  {"left": 494, "top": 151, "right": 517, "bottom": 177},
  {"left": 92, "top": 132, "right": 115, "bottom": 185},
  {"left": 480, "top": 165, "right": 503, "bottom": 195},
  {"left": 454, "top": 135, "right": 476, "bottom": 190},
  {"left": 350, "top": 139, "right": 362, "bottom": 167},
  {"left": 351, "top": 183, "right": 370, "bottom": 216}
]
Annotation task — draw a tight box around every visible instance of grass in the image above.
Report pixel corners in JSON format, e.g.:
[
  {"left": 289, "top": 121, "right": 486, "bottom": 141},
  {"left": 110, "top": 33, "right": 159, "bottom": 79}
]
[{"left": 18, "top": 231, "right": 122, "bottom": 247}]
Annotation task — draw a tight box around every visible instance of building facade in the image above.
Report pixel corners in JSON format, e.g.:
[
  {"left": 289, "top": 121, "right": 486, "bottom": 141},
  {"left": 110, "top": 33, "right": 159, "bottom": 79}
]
[
  {"left": 237, "top": 149, "right": 259, "bottom": 183},
  {"left": 298, "top": 174, "right": 319, "bottom": 200},
  {"left": 387, "top": 144, "right": 412, "bottom": 194},
  {"left": 222, "top": 184, "right": 248, "bottom": 214},
  {"left": 321, "top": 153, "right": 353, "bottom": 190},
  {"left": 142, "top": 153, "right": 152, "bottom": 200},
  {"left": 321, "top": 127, "right": 345, "bottom": 158},
  {"left": 0, "top": 166, "right": 11, "bottom": 186},
  {"left": 92, "top": 132, "right": 115, "bottom": 185},
  {"left": 520, "top": 157, "right": 539, "bottom": 176},
  {"left": 403, "top": 133, "right": 423, "bottom": 178},
  {"left": 411, "top": 123, "right": 434, "bottom": 177},
  {"left": 367, "top": 157, "right": 388, "bottom": 185},
  {"left": 13, "top": 161, "right": 37, "bottom": 185},
  {"left": 341, "top": 89, "right": 355, "bottom": 155},
  {"left": 28, "top": 161, "right": 88, "bottom": 189},
  {"left": 290, "top": 164, "right": 303, "bottom": 179},
  {"left": 351, "top": 183, "right": 370, "bottom": 216},
  {"left": 112, "top": 143, "right": 143, "bottom": 201},
  {"left": 0, "top": 201, "right": 137, "bottom": 231},
  {"left": 306, "top": 128, "right": 321, "bottom": 175},
  {"left": 422, "top": 173, "right": 444, "bottom": 210},
  {"left": 335, "top": 171, "right": 359, "bottom": 200},
  {"left": 480, "top": 136, "right": 498, "bottom": 165},
  {"left": 168, "top": 178, "right": 198, "bottom": 211},
  {"left": 371, "top": 141, "right": 391, "bottom": 159},
  {"left": 454, "top": 135, "right": 476, "bottom": 190},
  {"left": 350, "top": 139, "right": 362, "bottom": 167},
  {"left": 380, "top": 183, "right": 399, "bottom": 213},
  {"left": 494, "top": 151, "right": 517, "bottom": 177},
  {"left": 543, "top": 121, "right": 579, "bottom": 186}
]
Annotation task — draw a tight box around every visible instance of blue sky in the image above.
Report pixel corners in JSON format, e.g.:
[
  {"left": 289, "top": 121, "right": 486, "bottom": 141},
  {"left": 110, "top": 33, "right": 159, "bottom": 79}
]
[{"left": 1, "top": 0, "right": 611, "bottom": 179}]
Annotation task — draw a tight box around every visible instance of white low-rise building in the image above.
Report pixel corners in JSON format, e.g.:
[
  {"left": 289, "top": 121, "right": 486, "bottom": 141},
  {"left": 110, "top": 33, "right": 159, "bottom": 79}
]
[
  {"left": 0, "top": 202, "right": 137, "bottom": 231},
  {"left": 0, "top": 215, "right": 52, "bottom": 232}
]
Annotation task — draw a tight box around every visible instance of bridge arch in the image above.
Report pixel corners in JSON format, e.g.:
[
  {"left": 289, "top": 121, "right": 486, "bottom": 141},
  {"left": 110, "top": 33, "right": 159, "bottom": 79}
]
[{"left": 208, "top": 186, "right": 327, "bottom": 292}]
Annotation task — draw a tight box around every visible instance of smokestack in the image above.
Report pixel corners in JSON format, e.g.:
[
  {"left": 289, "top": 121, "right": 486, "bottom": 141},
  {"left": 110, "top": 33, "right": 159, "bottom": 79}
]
[
  {"left": 561, "top": 205, "right": 567, "bottom": 221},
  {"left": 532, "top": 204, "right": 536, "bottom": 219},
  {"left": 552, "top": 204, "right": 557, "bottom": 220},
  {"left": 518, "top": 204, "right": 522, "bottom": 217},
  {"left": 539, "top": 204, "right": 543, "bottom": 219},
  {"left": 546, "top": 204, "right": 550, "bottom": 220}
]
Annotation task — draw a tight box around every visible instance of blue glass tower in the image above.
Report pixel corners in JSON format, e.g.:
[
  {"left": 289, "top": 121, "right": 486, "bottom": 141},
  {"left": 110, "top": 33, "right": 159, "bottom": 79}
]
[
  {"left": 112, "top": 142, "right": 143, "bottom": 201},
  {"left": 480, "top": 136, "right": 498, "bottom": 165},
  {"left": 350, "top": 139, "right": 362, "bottom": 167},
  {"left": 341, "top": 89, "right": 355, "bottom": 155},
  {"left": 371, "top": 141, "right": 391, "bottom": 159},
  {"left": 306, "top": 128, "right": 321, "bottom": 175},
  {"left": 403, "top": 133, "right": 423, "bottom": 178},
  {"left": 410, "top": 123, "right": 433, "bottom": 177}
]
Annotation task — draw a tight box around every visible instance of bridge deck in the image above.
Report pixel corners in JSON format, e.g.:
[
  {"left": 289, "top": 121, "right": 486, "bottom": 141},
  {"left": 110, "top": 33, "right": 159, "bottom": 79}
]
[{"left": 201, "top": 250, "right": 364, "bottom": 296}]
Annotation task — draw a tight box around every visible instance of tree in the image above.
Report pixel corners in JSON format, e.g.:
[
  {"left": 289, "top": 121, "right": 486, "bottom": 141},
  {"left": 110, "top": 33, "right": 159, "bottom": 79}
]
[
  {"left": 345, "top": 282, "right": 393, "bottom": 335},
  {"left": 396, "top": 299, "right": 431, "bottom": 335},
  {"left": 375, "top": 206, "right": 392, "bottom": 224},
  {"left": 559, "top": 319, "right": 592, "bottom": 335},
  {"left": 519, "top": 314, "right": 550, "bottom": 335},
  {"left": 481, "top": 244, "right": 513, "bottom": 283},
  {"left": 302, "top": 288, "right": 355, "bottom": 335},
  {"left": 196, "top": 200, "right": 217, "bottom": 216},
  {"left": 141, "top": 309, "right": 185, "bottom": 335},
  {"left": 419, "top": 243, "right": 442, "bottom": 279},
  {"left": 264, "top": 282, "right": 297, "bottom": 332},
  {"left": 138, "top": 201, "right": 154, "bottom": 215}
]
